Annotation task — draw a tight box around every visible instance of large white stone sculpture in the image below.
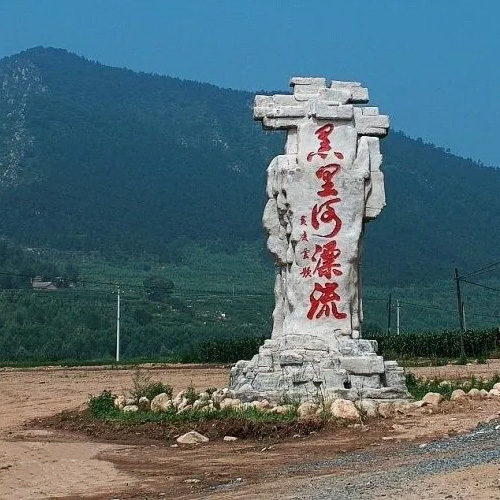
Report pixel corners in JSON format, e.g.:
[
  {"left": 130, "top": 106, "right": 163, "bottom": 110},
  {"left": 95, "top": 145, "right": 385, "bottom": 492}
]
[{"left": 229, "top": 77, "right": 409, "bottom": 403}]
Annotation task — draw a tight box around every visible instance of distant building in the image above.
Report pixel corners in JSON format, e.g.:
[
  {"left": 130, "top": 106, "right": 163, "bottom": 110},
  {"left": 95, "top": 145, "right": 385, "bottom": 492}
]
[{"left": 31, "top": 276, "right": 59, "bottom": 291}]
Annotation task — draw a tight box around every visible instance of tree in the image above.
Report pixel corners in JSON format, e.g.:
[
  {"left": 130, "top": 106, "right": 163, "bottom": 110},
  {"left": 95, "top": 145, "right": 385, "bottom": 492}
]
[{"left": 143, "top": 275, "right": 174, "bottom": 302}]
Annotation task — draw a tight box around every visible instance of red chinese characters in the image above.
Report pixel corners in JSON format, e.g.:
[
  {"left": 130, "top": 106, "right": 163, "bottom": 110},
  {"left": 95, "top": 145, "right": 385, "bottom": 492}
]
[
  {"left": 303, "top": 123, "right": 346, "bottom": 321},
  {"left": 307, "top": 282, "right": 347, "bottom": 320}
]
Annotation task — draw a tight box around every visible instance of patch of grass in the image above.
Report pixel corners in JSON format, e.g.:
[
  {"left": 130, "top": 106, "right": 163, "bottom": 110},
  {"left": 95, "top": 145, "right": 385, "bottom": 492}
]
[{"left": 87, "top": 403, "right": 298, "bottom": 425}]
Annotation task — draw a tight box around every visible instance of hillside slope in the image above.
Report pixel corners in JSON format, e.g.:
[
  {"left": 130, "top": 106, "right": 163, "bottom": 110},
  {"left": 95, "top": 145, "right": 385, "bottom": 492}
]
[{"left": 1, "top": 47, "right": 499, "bottom": 286}]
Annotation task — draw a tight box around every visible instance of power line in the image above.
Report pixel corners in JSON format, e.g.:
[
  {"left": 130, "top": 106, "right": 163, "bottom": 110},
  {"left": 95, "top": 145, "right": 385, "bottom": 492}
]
[
  {"left": 459, "top": 260, "right": 500, "bottom": 280},
  {"left": 461, "top": 279, "right": 500, "bottom": 293}
]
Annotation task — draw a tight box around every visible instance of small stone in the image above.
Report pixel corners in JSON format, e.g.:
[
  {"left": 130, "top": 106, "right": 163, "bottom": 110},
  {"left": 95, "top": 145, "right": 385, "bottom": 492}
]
[
  {"left": 151, "top": 393, "right": 174, "bottom": 412},
  {"left": 124, "top": 397, "right": 136, "bottom": 406},
  {"left": 492, "top": 382, "right": 500, "bottom": 392},
  {"left": 378, "top": 402, "right": 395, "bottom": 418},
  {"left": 488, "top": 389, "right": 500, "bottom": 398},
  {"left": 422, "top": 392, "right": 444, "bottom": 406},
  {"left": 170, "top": 444, "right": 179, "bottom": 448},
  {"left": 220, "top": 398, "right": 241, "bottom": 410},
  {"left": 297, "top": 401, "right": 318, "bottom": 417},
  {"left": 223, "top": 436, "right": 238, "bottom": 442},
  {"left": 479, "top": 389, "right": 489, "bottom": 398},
  {"left": 114, "top": 395, "right": 126, "bottom": 409},
  {"left": 331, "top": 399, "right": 360, "bottom": 421},
  {"left": 122, "top": 405, "right": 138, "bottom": 413},
  {"left": 177, "top": 404, "right": 193, "bottom": 414},
  {"left": 183, "top": 478, "right": 201, "bottom": 484},
  {"left": 251, "top": 400, "right": 271, "bottom": 411},
  {"left": 269, "top": 405, "right": 292, "bottom": 414},
  {"left": 450, "top": 389, "right": 467, "bottom": 401},
  {"left": 468, "top": 388, "right": 482, "bottom": 398},
  {"left": 192, "top": 399, "right": 208, "bottom": 411},
  {"left": 358, "top": 400, "right": 378, "bottom": 418},
  {"left": 176, "top": 431, "right": 209, "bottom": 445},
  {"left": 138, "top": 396, "right": 150, "bottom": 411}
]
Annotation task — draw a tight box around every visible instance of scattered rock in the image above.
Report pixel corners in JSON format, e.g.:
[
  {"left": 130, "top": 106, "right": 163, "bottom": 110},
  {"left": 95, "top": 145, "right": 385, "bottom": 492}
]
[
  {"left": 450, "top": 389, "right": 467, "bottom": 401},
  {"left": 114, "top": 395, "right": 126, "bottom": 410},
  {"left": 124, "top": 397, "right": 136, "bottom": 406},
  {"left": 138, "top": 396, "right": 150, "bottom": 411},
  {"left": 123, "top": 405, "right": 139, "bottom": 413},
  {"left": 223, "top": 436, "right": 238, "bottom": 442},
  {"left": 269, "top": 405, "right": 292, "bottom": 414},
  {"left": 488, "top": 389, "right": 500, "bottom": 398},
  {"left": 331, "top": 399, "right": 360, "bottom": 421},
  {"left": 378, "top": 402, "right": 395, "bottom": 418},
  {"left": 176, "top": 431, "right": 209, "bottom": 445},
  {"left": 192, "top": 399, "right": 209, "bottom": 411},
  {"left": 150, "top": 393, "right": 174, "bottom": 412},
  {"left": 479, "top": 389, "right": 489, "bottom": 398},
  {"left": 177, "top": 404, "right": 193, "bottom": 414},
  {"left": 173, "top": 390, "right": 186, "bottom": 406},
  {"left": 358, "top": 400, "right": 378, "bottom": 418},
  {"left": 297, "top": 401, "right": 318, "bottom": 418},
  {"left": 422, "top": 392, "right": 444, "bottom": 406},
  {"left": 252, "top": 400, "right": 272, "bottom": 411},
  {"left": 177, "top": 397, "right": 190, "bottom": 411},
  {"left": 219, "top": 398, "right": 241, "bottom": 410},
  {"left": 468, "top": 388, "right": 482, "bottom": 398},
  {"left": 200, "top": 403, "right": 215, "bottom": 413},
  {"left": 493, "top": 382, "right": 500, "bottom": 392},
  {"left": 183, "top": 478, "right": 201, "bottom": 484}
]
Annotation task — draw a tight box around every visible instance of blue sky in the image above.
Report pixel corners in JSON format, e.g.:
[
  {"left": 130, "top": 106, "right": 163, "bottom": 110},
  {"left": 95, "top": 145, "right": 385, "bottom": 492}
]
[{"left": 2, "top": 0, "right": 500, "bottom": 165}]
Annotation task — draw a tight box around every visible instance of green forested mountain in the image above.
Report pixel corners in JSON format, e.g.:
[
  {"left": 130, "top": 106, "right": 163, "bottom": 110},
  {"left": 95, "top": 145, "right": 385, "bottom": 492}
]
[
  {"left": 1, "top": 47, "right": 500, "bottom": 363},
  {"left": 1, "top": 46, "right": 500, "bottom": 287}
]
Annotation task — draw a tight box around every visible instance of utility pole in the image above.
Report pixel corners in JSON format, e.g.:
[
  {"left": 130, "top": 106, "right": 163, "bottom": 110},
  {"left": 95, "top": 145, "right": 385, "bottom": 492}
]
[
  {"left": 116, "top": 287, "right": 121, "bottom": 362},
  {"left": 387, "top": 293, "right": 392, "bottom": 335},
  {"left": 454, "top": 268, "right": 466, "bottom": 358},
  {"left": 396, "top": 299, "right": 400, "bottom": 335},
  {"left": 462, "top": 301, "right": 467, "bottom": 331}
]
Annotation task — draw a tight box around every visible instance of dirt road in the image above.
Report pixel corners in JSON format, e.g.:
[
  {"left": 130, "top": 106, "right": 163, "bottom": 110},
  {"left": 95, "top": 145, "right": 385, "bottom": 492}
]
[{"left": 2, "top": 362, "right": 500, "bottom": 499}]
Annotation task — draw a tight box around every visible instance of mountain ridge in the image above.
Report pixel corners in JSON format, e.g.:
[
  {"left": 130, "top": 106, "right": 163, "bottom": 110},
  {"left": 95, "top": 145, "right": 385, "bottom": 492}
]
[{"left": 1, "top": 47, "right": 500, "bottom": 286}]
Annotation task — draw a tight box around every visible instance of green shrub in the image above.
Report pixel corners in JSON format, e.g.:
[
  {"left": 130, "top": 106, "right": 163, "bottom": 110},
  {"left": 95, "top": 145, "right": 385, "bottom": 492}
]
[
  {"left": 130, "top": 369, "right": 172, "bottom": 401},
  {"left": 88, "top": 390, "right": 116, "bottom": 417}
]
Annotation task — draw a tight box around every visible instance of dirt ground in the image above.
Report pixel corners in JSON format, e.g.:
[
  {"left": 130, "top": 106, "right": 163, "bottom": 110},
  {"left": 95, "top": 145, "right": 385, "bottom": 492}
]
[{"left": 2, "top": 361, "right": 500, "bottom": 499}]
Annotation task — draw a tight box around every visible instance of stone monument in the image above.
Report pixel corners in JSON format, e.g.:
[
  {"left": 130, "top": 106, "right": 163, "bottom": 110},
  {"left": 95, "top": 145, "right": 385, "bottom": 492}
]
[{"left": 229, "top": 77, "right": 409, "bottom": 403}]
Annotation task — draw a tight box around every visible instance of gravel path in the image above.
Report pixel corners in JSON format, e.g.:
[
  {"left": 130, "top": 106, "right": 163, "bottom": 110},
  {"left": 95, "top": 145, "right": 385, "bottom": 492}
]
[{"left": 281, "top": 421, "right": 500, "bottom": 499}]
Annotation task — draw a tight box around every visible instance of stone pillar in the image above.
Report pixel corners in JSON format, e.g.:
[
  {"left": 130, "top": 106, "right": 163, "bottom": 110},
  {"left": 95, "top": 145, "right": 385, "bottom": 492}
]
[{"left": 229, "top": 77, "right": 409, "bottom": 403}]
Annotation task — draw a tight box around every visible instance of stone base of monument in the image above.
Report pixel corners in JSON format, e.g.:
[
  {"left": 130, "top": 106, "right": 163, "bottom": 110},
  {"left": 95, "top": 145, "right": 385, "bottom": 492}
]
[{"left": 229, "top": 337, "right": 410, "bottom": 404}]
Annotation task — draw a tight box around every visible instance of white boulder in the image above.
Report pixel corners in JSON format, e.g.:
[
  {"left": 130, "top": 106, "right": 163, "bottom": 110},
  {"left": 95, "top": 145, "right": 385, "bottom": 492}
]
[
  {"left": 331, "top": 399, "right": 360, "bottom": 421},
  {"left": 176, "top": 431, "right": 209, "bottom": 444}
]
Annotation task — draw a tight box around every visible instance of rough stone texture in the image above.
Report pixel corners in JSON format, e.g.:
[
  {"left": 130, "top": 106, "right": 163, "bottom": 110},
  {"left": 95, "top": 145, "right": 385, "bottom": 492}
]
[
  {"left": 450, "top": 389, "right": 467, "bottom": 401},
  {"left": 297, "top": 401, "right": 319, "bottom": 417},
  {"left": 422, "top": 392, "right": 444, "bottom": 406},
  {"left": 138, "top": 396, "right": 150, "bottom": 411},
  {"left": 150, "top": 393, "right": 173, "bottom": 412},
  {"left": 176, "top": 431, "right": 209, "bottom": 445},
  {"left": 114, "top": 395, "right": 126, "bottom": 410},
  {"left": 468, "top": 388, "right": 482, "bottom": 398},
  {"left": 229, "top": 77, "right": 409, "bottom": 404},
  {"left": 122, "top": 405, "right": 138, "bottom": 413},
  {"left": 331, "top": 399, "right": 360, "bottom": 420}
]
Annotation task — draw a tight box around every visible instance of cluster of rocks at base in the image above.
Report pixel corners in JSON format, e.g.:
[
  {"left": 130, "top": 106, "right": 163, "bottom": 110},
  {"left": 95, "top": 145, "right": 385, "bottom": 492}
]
[
  {"left": 112, "top": 383, "right": 500, "bottom": 422},
  {"left": 229, "top": 339, "right": 410, "bottom": 404}
]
